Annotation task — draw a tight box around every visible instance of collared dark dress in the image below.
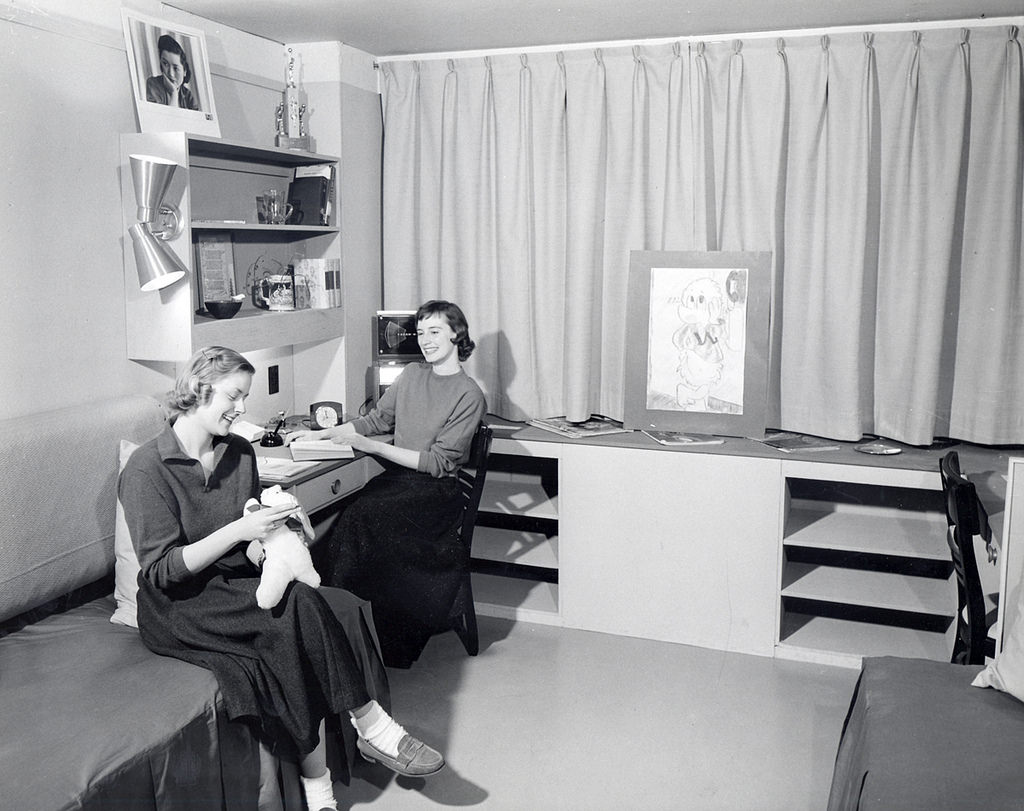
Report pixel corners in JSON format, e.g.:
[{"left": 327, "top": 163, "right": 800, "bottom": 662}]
[{"left": 119, "top": 424, "right": 389, "bottom": 761}]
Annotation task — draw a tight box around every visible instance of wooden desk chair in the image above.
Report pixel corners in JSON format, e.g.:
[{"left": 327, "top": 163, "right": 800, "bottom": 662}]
[
  {"left": 939, "top": 450, "right": 997, "bottom": 665},
  {"left": 447, "top": 422, "right": 493, "bottom": 656}
]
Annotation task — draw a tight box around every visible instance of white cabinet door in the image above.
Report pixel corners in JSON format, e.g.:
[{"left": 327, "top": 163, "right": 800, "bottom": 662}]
[{"left": 559, "top": 444, "right": 781, "bottom": 656}]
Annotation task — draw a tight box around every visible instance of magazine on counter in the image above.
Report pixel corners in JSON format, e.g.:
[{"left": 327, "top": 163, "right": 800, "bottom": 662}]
[
  {"left": 755, "top": 431, "right": 841, "bottom": 453},
  {"left": 527, "top": 415, "right": 630, "bottom": 439},
  {"left": 642, "top": 430, "right": 725, "bottom": 447}
]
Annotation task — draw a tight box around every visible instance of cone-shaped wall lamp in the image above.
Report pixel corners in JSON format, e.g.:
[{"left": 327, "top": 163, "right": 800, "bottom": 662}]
[{"left": 127, "top": 154, "right": 187, "bottom": 291}]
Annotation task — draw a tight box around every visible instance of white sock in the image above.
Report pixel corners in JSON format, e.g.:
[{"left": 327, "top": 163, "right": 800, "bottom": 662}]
[
  {"left": 300, "top": 770, "right": 336, "bottom": 811},
  {"left": 350, "top": 700, "right": 406, "bottom": 757}
]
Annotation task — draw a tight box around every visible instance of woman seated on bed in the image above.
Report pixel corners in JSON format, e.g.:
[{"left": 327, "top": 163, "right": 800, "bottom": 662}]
[
  {"left": 119, "top": 346, "right": 444, "bottom": 811},
  {"left": 288, "top": 300, "right": 487, "bottom": 668}
]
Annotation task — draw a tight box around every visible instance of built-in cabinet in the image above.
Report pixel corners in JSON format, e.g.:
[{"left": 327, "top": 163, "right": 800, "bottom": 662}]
[
  {"left": 119, "top": 132, "right": 342, "bottom": 361},
  {"left": 472, "top": 432, "right": 561, "bottom": 624},
  {"left": 473, "top": 428, "right": 1002, "bottom": 667},
  {"left": 776, "top": 461, "right": 953, "bottom": 666}
]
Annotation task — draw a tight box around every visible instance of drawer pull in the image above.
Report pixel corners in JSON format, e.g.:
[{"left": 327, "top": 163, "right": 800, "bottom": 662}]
[{"left": 330, "top": 479, "right": 342, "bottom": 495}]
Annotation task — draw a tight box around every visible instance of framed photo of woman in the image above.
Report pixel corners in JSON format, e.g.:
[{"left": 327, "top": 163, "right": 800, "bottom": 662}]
[{"left": 121, "top": 9, "right": 220, "bottom": 137}]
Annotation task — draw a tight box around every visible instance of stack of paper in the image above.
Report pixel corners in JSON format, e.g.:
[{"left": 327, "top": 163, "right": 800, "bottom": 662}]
[
  {"left": 257, "top": 456, "right": 319, "bottom": 481},
  {"left": 289, "top": 439, "right": 354, "bottom": 461}
]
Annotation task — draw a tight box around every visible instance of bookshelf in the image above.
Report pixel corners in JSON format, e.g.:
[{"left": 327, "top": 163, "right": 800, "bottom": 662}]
[{"left": 119, "top": 132, "right": 341, "bottom": 360}]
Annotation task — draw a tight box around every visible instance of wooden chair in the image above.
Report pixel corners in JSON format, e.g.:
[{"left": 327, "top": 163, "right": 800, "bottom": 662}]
[
  {"left": 448, "top": 422, "right": 493, "bottom": 655},
  {"left": 939, "top": 450, "right": 996, "bottom": 665}
]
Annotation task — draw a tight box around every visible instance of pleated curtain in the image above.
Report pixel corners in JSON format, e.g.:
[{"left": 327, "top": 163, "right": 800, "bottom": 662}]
[{"left": 381, "top": 25, "right": 1023, "bottom": 445}]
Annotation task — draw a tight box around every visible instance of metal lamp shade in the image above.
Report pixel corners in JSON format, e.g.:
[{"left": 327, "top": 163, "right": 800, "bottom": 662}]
[
  {"left": 129, "top": 223, "right": 187, "bottom": 292},
  {"left": 129, "top": 153, "right": 178, "bottom": 222}
]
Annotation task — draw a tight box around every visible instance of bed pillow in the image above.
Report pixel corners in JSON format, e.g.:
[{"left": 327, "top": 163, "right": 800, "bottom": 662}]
[
  {"left": 972, "top": 588, "right": 1024, "bottom": 703},
  {"left": 110, "top": 439, "right": 141, "bottom": 627}
]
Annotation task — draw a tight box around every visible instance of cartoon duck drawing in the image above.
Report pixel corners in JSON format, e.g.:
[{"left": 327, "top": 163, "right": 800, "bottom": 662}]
[{"left": 673, "top": 277, "right": 728, "bottom": 411}]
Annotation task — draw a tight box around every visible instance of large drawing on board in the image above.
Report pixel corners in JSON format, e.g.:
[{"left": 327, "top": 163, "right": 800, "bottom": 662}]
[{"left": 624, "top": 251, "right": 771, "bottom": 438}]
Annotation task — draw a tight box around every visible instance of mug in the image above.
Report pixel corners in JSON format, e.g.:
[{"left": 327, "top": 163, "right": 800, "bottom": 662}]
[
  {"left": 262, "top": 189, "right": 294, "bottom": 225},
  {"left": 253, "top": 274, "right": 295, "bottom": 311}
]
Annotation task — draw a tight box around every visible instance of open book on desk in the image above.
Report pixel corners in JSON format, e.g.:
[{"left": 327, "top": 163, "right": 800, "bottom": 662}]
[{"left": 289, "top": 439, "right": 355, "bottom": 461}]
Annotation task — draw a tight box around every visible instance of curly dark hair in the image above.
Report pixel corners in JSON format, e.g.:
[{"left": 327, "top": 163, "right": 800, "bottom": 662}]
[{"left": 415, "top": 300, "right": 475, "bottom": 362}]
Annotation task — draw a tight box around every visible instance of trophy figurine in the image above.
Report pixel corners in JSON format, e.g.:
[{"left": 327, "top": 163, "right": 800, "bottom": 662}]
[{"left": 276, "top": 48, "right": 311, "bottom": 151}]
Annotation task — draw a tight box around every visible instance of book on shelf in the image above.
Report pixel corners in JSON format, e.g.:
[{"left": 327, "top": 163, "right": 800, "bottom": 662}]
[
  {"left": 256, "top": 456, "right": 319, "bottom": 482},
  {"left": 527, "top": 415, "right": 630, "bottom": 439},
  {"left": 642, "top": 430, "right": 725, "bottom": 447},
  {"left": 755, "top": 432, "right": 841, "bottom": 453},
  {"left": 293, "top": 257, "right": 342, "bottom": 309},
  {"left": 194, "top": 232, "right": 236, "bottom": 311},
  {"left": 289, "top": 438, "right": 354, "bottom": 461},
  {"left": 288, "top": 164, "right": 335, "bottom": 226}
]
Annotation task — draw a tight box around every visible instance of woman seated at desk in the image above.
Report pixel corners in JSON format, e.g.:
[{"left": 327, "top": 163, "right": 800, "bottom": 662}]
[{"left": 289, "top": 300, "right": 487, "bottom": 668}]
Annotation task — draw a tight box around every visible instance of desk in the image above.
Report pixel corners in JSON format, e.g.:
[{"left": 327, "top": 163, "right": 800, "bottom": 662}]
[{"left": 255, "top": 448, "right": 384, "bottom": 515}]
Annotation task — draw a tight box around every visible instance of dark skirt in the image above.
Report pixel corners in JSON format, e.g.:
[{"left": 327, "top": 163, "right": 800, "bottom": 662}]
[
  {"left": 137, "top": 565, "right": 390, "bottom": 762},
  {"left": 320, "top": 466, "right": 464, "bottom": 668}
]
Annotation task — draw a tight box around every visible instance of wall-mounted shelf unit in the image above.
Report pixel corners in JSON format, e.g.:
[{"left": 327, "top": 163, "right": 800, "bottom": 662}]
[{"left": 119, "top": 132, "right": 341, "bottom": 361}]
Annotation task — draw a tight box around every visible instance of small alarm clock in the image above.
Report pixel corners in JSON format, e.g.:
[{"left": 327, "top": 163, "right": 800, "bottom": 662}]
[{"left": 310, "top": 400, "right": 343, "bottom": 430}]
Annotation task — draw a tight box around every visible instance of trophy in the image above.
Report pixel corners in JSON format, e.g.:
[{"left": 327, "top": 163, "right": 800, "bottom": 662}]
[{"left": 276, "top": 48, "right": 311, "bottom": 150}]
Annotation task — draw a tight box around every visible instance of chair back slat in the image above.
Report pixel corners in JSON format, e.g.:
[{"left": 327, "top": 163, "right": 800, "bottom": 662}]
[
  {"left": 447, "top": 422, "right": 493, "bottom": 657},
  {"left": 456, "top": 423, "right": 493, "bottom": 548},
  {"left": 939, "top": 450, "right": 988, "bottom": 665}
]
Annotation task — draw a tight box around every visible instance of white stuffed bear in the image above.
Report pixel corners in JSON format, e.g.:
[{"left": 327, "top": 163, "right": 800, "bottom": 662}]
[{"left": 245, "top": 485, "right": 321, "bottom": 609}]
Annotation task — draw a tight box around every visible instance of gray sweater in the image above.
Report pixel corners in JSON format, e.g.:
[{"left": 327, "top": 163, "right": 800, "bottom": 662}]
[{"left": 352, "top": 362, "right": 486, "bottom": 477}]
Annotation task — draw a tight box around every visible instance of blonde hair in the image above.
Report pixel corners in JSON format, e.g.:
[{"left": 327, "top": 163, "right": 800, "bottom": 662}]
[{"left": 165, "top": 346, "right": 255, "bottom": 418}]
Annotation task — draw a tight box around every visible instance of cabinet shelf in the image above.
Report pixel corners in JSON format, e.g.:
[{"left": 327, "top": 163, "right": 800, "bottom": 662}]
[
  {"left": 778, "top": 612, "right": 952, "bottom": 663},
  {"left": 781, "top": 562, "right": 953, "bottom": 616},
  {"left": 471, "top": 573, "right": 561, "bottom": 625},
  {"left": 192, "top": 307, "right": 344, "bottom": 354},
  {"left": 480, "top": 475, "right": 559, "bottom": 521},
  {"left": 472, "top": 526, "right": 559, "bottom": 570},
  {"left": 785, "top": 501, "right": 949, "bottom": 559},
  {"left": 185, "top": 133, "right": 338, "bottom": 166},
  {"left": 192, "top": 222, "right": 338, "bottom": 235}
]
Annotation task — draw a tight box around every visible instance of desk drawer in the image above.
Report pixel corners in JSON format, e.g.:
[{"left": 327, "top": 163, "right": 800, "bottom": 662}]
[{"left": 289, "top": 459, "right": 368, "bottom": 513}]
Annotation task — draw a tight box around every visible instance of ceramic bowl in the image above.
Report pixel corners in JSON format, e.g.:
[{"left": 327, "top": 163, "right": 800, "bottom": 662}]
[{"left": 205, "top": 297, "right": 243, "bottom": 319}]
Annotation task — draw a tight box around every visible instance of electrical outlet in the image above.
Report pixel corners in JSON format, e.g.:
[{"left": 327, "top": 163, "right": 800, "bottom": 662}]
[{"left": 268, "top": 364, "right": 280, "bottom": 395}]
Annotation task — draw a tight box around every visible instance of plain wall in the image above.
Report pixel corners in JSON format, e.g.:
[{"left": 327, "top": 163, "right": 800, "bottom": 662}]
[{"left": 0, "top": 1, "right": 380, "bottom": 425}]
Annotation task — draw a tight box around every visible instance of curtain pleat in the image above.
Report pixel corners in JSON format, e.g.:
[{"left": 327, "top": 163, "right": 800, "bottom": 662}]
[
  {"left": 381, "top": 24, "right": 1024, "bottom": 444},
  {"left": 950, "top": 27, "right": 1024, "bottom": 443}
]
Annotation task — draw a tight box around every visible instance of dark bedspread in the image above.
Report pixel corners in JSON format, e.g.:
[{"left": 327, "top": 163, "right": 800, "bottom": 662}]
[
  {"left": 1, "top": 590, "right": 391, "bottom": 810},
  {"left": 1, "top": 596, "right": 258, "bottom": 811},
  {"left": 827, "top": 656, "right": 1024, "bottom": 811}
]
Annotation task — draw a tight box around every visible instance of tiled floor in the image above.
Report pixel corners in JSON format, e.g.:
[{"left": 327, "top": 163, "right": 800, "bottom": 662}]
[{"left": 336, "top": 616, "right": 860, "bottom": 810}]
